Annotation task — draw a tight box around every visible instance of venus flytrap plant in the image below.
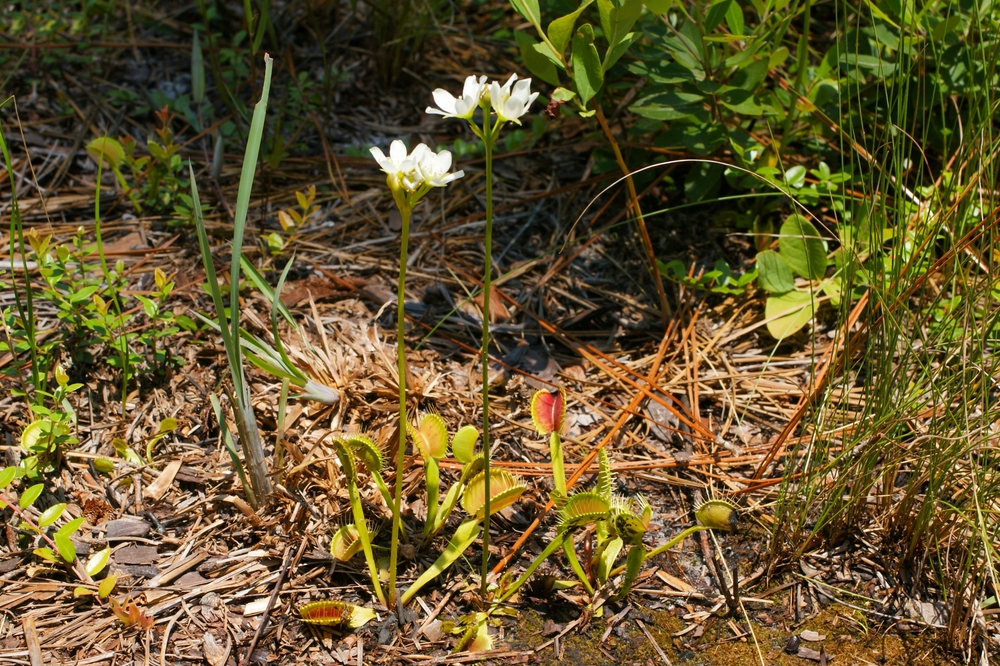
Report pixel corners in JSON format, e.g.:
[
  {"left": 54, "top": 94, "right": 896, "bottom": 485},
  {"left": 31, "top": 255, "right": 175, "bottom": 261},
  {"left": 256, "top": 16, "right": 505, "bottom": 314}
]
[
  {"left": 529, "top": 387, "right": 593, "bottom": 593},
  {"left": 494, "top": 449, "right": 738, "bottom": 604},
  {"left": 427, "top": 72, "right": 538, "bottom": 594},
  {"left": 426, "top": 425, "right": 482, "bottom": 541},
  {"left": 400, "top": 467, "right": 527, "bottom": 606},
  {"left": 371, "top": 140, "right": 463, "bottom": 608},
  {"left": 409, "top": 413, "right": 449, "bottom": 539},
  {"left": 331, "top": 436, "right": 387, "bottom": 606}
]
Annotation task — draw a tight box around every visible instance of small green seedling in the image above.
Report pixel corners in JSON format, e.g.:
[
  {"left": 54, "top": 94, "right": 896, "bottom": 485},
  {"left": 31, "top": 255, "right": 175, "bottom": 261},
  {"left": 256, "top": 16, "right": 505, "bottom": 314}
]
[{"left": 0, "top": 465, "right": 91, "bottom": 586}]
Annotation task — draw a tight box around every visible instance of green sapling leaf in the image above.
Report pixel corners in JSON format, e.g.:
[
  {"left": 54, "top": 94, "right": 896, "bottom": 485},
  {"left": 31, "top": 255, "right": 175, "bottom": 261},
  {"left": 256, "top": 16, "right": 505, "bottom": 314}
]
[
  {"left": 779, "top": 214, "right": 828, "bottom": 280},
  {"left": 86, "top": 546, "right": 112, "bottom": 577},
  {"left": 756, "top": 250, "right": 795, "bottom": 293},
  {"left": 548, "top": 0, "right": 594, "bottom": 55},
  {"left": 37, "top": 503, "right": 66, "bottom": 528},
  {"left": 54, "top": 532, "right": 76, "bottom": 563},
  {"left": 19, "top": 483, "right": 43, "bottom": 509},
  {"left": 516, "top": 32, "right": 561, "bottom": 85},
  {"left": 0, "top": 466, "right": 16, "bottom": 489},
  {"left": 571, "top": 24, "right": 603, "bottom": 104},
  {"left": 765, "top": 290, "right": 816, "bottom": 339}
]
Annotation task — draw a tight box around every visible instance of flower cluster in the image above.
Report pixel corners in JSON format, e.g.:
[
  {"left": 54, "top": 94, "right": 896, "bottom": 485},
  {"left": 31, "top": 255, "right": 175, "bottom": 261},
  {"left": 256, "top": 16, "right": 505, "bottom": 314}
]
[
  {"left": 369, "top": 140, "right": 464, "bottom": 206},
  {"left": 426, "top": 73, "right": 539, "bottom": 125}
]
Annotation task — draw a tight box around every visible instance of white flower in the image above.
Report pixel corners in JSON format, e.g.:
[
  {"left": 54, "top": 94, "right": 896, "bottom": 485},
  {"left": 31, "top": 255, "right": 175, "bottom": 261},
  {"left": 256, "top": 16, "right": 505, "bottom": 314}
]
[
  {"left": 412, "top": 144, "right": 464, "bottom": 187},
  {"left": 370, "top": 139, "right": 415, "bottom": 191},
  {"left": 370, "top": 140, "right": 463, "bottom": 198},
  {"left": 489, "top": 74, "right": 539, "bottom": 124},
  {"left": 426, "top": 75, "right": 488, "bottom": 120}
]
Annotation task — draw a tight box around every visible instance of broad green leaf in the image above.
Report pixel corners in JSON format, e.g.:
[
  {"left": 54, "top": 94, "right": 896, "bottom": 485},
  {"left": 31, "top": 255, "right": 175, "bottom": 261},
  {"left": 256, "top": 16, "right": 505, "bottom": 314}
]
[
  {"left": 765, "top": 290, "right": 816, "bottom": 339},
  {"left": 0, "top": 466, "right": 15, "bottom": 489},
  {"left": 516, "top": 31, "right": 561, "bottom": 85},
  {"left": 784, "top": 165, "right": 807, "bottom": 188},
  {"left": 57, "top": 516, "right": 86, "bottom": 538},
  {"left": 716, "top": 87, "right": 762, "bottom": 114},
  {"left": 510, "top": 0, "right": 543, "bottom": 29},
  {"left": 98, "top": 573, "right": 118, "bottom": 599},
  {"left": 37, "top": 502, "right": 66, "bottom": 528},
  {"left": 756, "top": 250, "right": 795, "bottom": 293},
  {"left": 604, "top": 32, "right": 641, "bottom": 72},
  {"left": 630, "top": 91, "right": 708, "bottom": 122},
  {"left": 19, "top": 483, "right": 43, "bottom": 509},
  {"left": 54, "top": 532, "right": 77, "bottom": 563},
  {"left": 74, "top": 586, "right": 94, "bottom": 597},
  {"left": 552, "top": 87, "right": 576, "bottom": 102},
  {"left": 531, "top": 41, "right": 566, "bottom": 68},
  {"left": 704, "top": 0, "right": 734, "bottom": 33},
  {"left": 86, "top": 547, "right": 112, "bottom": 577},
  {"left": 548, "top": 0, "right": 593, "bottom": 55},
  {"left": 725, "top": 0, "right": 744, "bottom": 35},
  {"left": 571, "top": 24, "right": 603, "bottom": 104},
  {"left": 779, "top": 214, "right": 828, "bottom": 280},
  {"left": 597, "top": 0, "right": 642, "bottom": 70},
  {"left": 684, "top": 161, "right": 724, "bottom": 202}
]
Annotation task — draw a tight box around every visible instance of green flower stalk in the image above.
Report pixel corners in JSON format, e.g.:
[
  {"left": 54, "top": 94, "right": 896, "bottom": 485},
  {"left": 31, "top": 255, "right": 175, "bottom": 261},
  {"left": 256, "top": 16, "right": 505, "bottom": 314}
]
[
  {"left": 371, "top": 139, "right": 464, "bottom": 608},
  {"left": 427, "top": 73, "right": 539, "bottom": 594}
]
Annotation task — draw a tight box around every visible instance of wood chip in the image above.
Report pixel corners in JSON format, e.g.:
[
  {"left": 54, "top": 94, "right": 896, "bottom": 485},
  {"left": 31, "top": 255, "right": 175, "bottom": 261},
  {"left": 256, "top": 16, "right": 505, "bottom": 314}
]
[
  {"left": 105, "top": 518, "right": 151, "bottom": 539},
  {"left": 143, "top": 459, "right": 182, "bottom": 501},
  {"left": 23, "top": 615, "right": 43, "bottom": 666},
  {"left": 113, "top": 545, "right": 159, "bottom": 565}
]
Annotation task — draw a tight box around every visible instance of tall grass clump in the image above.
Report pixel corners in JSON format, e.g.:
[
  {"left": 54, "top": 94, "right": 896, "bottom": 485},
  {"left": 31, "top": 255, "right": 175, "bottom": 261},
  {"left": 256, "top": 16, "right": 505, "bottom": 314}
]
[
  {"left": 191, "top": 54, "right": 276, "bottom": 508},
  {"left": 772, "top": 0, "right": 1000, "bottom": 655}
]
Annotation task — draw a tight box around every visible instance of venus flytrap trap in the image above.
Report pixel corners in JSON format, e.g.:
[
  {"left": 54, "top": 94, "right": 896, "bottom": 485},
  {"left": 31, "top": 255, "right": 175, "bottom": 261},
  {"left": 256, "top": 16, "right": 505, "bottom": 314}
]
[
  {"left": 494, "top": 450, "right": 738, "bottom": 605},
  {"left": 427, "top": 72, "right": 538, "bottom": 595},
  {"left": 330, "top": 436, "right": 388, "bottom": 606},
  {"left": 370, "top": 139, "right": 463, "bottom": 608}
]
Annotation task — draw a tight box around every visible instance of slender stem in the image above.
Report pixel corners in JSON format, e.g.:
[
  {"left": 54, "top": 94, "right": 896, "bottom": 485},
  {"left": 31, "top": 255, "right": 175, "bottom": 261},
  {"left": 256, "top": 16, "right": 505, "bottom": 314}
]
[
  {"left": 480, "top": 121, "right": 494, "bottom": 596},
  {"left": 389, "top": 204, "right": 412, "bottom": 609},
  {"left": 592, "top": 103, "right": 670, "bottom": 331}
]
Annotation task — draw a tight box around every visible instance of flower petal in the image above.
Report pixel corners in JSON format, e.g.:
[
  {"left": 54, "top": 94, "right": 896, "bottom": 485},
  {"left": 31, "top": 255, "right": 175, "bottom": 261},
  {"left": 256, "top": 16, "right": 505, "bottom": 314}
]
[{"left": 430, "top": 89, "right": 458, "bottom": 115}]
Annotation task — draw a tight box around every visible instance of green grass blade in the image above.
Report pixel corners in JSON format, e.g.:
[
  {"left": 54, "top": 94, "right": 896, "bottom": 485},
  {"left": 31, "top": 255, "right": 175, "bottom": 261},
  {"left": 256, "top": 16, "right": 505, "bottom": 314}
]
[
  {"left": 0, "top": 100, "right": 39, "bottom": 395},
  {"left": 228, "top": 54, "right": 274, "bottom": 398}
]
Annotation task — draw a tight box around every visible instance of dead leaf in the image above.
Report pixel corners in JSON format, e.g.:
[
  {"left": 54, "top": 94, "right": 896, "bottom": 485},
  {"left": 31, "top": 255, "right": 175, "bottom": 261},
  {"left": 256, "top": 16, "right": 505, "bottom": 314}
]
[
  {"left": 202, "top": 631, "right": 231, "bottom": 666},
  {"left": 800, "top": 630, "right": 826, "bottom": 642},
  {"left": 143, "top": 459, "right": 182, "bottom": 501}
]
